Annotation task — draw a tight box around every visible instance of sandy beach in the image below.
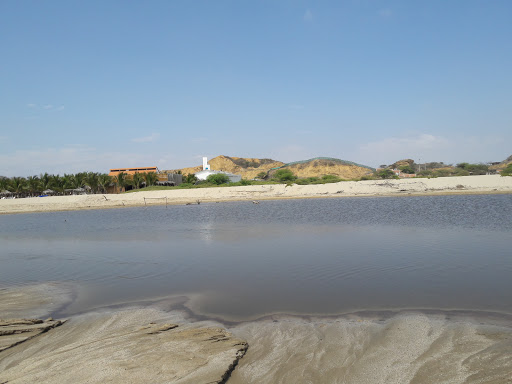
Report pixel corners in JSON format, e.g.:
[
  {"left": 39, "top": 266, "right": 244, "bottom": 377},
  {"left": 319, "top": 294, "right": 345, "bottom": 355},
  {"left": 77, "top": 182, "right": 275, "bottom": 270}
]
[{"left": 1, "top": 175, "right": 512, "bottom": 215}]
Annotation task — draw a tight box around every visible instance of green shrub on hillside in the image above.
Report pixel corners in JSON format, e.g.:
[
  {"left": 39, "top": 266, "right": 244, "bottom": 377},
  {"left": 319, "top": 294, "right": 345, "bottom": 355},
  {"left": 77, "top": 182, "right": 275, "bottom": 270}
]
[
  {"left": 433, "top": 169, "right": 456, "bottom": 177},
  {"left": 295, "top": 178, "right": 314, "bottom": 185},
  {"left": 399, "top": 165, "right": 415, "bottom": 174},
  {"left": 376, "top": 169, "right": 397, "bottom": 179},
  {"left": 273, "top": 169, "right": 297, "bottom": 182},
  {"left": 456, "top": 163, "right": 489, "bottom": 175},
  {"left": 322, "top": 174, "right": 342, "bottom": 183},
  {"left": 451, "top": 168, "right": 471, "bottom": 176},
  {"left": 206, "top": 173, "right": 230, "bottom": 185},
  {"left": 501, "top": 164, "right": 512, "bottom": 176}
]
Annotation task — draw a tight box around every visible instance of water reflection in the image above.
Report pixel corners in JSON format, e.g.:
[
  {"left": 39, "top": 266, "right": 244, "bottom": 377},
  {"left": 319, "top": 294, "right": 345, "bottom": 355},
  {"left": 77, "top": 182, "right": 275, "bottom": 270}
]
[{"left": 1, "top": 195, "right": 511, "bottom": 319}]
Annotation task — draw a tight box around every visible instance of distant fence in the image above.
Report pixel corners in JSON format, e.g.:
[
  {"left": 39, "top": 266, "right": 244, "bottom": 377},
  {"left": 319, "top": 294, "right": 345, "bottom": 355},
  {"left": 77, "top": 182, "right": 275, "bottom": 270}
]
[{"left": 143, "top": 197, "right": 168, "bottom": 207}]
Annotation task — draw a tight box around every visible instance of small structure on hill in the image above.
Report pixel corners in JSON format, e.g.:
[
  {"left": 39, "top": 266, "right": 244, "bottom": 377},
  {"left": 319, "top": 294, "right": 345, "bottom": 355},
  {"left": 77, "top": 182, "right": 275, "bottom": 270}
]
[
  {"left": 195, "top": 157, "right": 242, "bottom": 182},
  {"left": 203, "top": 157, "right": 210, "bottom": 170}
]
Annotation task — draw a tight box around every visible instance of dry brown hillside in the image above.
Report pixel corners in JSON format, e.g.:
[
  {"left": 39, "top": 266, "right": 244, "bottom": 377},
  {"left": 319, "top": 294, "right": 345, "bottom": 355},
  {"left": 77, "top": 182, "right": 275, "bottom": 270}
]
[
  {"left": 273, "top": 158, "right": 374, "bottom": 179},
  {"left": 165, "top": 156, "right": 284, "bottom": 179},
  {"left": 166, "top": 156, "right": 374, "bottom": 180},
  {"left": 489, "top": 154, "right": 512, "bottom": 171}
]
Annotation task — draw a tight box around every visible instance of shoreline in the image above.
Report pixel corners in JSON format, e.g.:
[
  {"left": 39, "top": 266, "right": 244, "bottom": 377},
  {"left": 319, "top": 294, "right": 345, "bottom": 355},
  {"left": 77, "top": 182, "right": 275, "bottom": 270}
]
[
  {"left": 6, "top": 283, "right": 512, "bottom": 331},
  {"left": 1, "top": 174, "right": 512, "bottom": 215},
  {"left": 52, "top": 287, "right": 512, "bottom": 329}
]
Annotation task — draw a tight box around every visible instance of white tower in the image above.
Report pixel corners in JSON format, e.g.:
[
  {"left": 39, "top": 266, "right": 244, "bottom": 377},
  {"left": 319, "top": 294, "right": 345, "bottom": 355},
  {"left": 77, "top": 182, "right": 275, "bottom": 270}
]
[{"left": 202, "top": 157, "right": 210, "bottom": 170}]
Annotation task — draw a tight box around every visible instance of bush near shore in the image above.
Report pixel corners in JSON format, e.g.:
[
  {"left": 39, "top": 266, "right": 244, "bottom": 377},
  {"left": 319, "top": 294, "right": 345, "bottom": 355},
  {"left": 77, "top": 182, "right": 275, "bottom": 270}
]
[{"left": 501, "top": 164, "right": 512, "bottom": 176}]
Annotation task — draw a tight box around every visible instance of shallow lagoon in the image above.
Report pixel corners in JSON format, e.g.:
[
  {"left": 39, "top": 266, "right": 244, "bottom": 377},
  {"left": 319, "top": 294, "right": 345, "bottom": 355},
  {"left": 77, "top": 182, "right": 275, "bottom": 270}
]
[{"left": 2, "top": 194, "right": 511, "bottom": 321}]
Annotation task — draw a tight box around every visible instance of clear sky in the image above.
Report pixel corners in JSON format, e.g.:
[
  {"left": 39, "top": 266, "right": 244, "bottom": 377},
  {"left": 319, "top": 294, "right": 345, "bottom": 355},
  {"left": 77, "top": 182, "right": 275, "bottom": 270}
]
[{"left": 1, "top": 1, "right": 511, "bottom": 176}]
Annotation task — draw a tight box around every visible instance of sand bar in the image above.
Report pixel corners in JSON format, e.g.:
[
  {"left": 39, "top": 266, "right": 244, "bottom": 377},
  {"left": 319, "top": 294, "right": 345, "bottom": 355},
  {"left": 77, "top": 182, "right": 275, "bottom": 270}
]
[{"left": 1, "top": 175, "right": 512, "bottom": 215}]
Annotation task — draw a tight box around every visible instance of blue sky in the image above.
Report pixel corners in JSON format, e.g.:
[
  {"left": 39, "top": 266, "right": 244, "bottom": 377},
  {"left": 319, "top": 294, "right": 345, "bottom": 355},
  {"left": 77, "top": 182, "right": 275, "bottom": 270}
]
[{"left": 1, "top": 1, "right": 511, "bottom": 176}]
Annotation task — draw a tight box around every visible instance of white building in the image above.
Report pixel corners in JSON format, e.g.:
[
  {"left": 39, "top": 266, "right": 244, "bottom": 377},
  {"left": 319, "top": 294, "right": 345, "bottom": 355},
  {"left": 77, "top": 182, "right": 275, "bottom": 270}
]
[
  {"left": 195, "top": 157, "right": 242, "bottom": 183},
  {"left": 202, "top": 157, "right": 210, "bottom": 170}
]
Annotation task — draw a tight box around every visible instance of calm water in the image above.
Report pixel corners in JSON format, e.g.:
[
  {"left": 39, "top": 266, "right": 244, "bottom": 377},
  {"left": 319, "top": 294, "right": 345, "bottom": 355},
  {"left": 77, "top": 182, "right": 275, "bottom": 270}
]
[{"left": 1, "top": 195, "right": 511, "bottom": 320}]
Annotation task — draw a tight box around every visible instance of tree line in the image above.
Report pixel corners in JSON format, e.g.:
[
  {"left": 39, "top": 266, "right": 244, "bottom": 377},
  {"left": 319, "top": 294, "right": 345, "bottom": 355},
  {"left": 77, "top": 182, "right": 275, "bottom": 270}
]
[
  {"left": 0, "top": 171, "right": 159, "bottom": 197},
  {"left": 2, "top": 163, "right": 510, "bottom": 197}
]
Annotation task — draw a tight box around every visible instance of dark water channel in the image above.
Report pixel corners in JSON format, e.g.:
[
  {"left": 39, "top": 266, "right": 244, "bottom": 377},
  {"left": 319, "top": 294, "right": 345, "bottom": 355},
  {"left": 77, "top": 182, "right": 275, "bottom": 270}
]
[{"left": 1, "top": 195, "right": 511, "bottom": 320}]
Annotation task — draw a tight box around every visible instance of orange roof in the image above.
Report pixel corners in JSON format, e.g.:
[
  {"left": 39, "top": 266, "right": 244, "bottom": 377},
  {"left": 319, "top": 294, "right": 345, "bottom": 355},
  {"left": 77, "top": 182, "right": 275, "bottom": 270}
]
[{"left": 109, "top": 167, "right": 159, "bottom": 176}]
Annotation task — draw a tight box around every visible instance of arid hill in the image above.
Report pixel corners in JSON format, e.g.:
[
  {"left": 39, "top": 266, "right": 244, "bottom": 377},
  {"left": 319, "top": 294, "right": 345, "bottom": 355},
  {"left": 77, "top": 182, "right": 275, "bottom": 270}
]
[
  {"left": 166, "top": 156, "right": 374, "bottom": 180},
  {"left": 272, "top": 158, "right": 375, "bottom": 179},
  {"left": 489, "top": 154, "right": 512, "bottom": 171},
  {"left": 166, "top": 156, "right": 284, "bottom": 180},
  {"left": 386, "top": 159, "right": 416, "bottom": 169}
]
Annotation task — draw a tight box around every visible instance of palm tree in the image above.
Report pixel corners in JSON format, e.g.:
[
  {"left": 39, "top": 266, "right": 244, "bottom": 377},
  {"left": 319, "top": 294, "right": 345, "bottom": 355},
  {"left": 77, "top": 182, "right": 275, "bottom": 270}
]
[
  {"left": 0, "top": 177, "right": 11, "bottom": 191},
  {"left": 69, "top": 172, "right": 86, "bottom": 189},
  {"left": 62, "top": 174, "right": 74, "bottom": 190},
  {"left": 85, "top": 172, "right": 99, "bottom": 194},
  {"left": 52, "top": 174, "right": 73, "bottom": 194},
  {"left": 184, "top": 173, "right": 198, "bottom": 184},
  {"left": 58, "top": 173, "right": 76, "bottom": 193},
  {"left": 51, "top": 174, "right": 67, "bottom": 194},
  {"left": 143, "top": 172, "right": 158, "bottom": 187},
  {"left": 9, "top": 177, "right": 26, "bottom": 194},
  {"left": 114, "top": 172, "right": 128, "bottom": 193},
  {"left": 98, "top": 174, "right": 112, "bottom": 194},
  {"left": 132, "top": 173, "right": 144, "bottom": 190},
  {"left": 39, "top": 173, "right": 53, "bottom": 191},
  {"left": 26, "top": 175, "right": 41, "bottom": 196}
]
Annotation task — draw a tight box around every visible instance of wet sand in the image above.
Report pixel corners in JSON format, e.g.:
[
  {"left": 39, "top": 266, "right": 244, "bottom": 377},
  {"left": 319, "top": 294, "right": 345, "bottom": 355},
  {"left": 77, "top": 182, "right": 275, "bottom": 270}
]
[
  {"left": 228, "top": 313, "right": 512, "bottom": 384},
  {"left": 1, "top": 284, "right": 511, "bottom": 383},
  {"left": 1, "top": 175, "right": 512, "bottom": 215},
  {"left": 0, "top": 285, "right": 247, "bottom": 384}
]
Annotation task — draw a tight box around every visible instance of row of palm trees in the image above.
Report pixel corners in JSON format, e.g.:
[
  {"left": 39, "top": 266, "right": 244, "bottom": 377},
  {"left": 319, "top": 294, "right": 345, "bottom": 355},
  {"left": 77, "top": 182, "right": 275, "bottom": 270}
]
[
  {"left": 0, "top": 171, "right": 159, "bottom": 197},
  {"left": 113, "top": 171, "right": 158, "bottom": 192}
]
